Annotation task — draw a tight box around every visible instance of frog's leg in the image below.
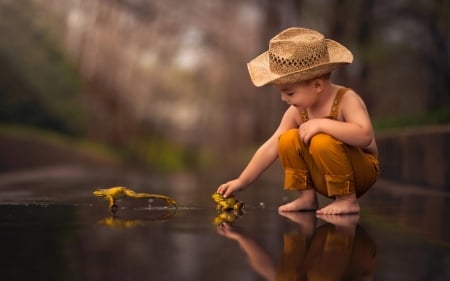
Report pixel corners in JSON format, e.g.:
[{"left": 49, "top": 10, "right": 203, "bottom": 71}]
[
  {"left": 106, "top": 195, "right": 115, "bottom": 208},
  {"left": 120, "top": 188, "right": 176, "bottom": 207},
  {"left": 133, "top": 192, "right": 153, "bottom": 199},
  {"left": 106, "top": 195, "right": 119, "bottom": 213},
  {"left": 123, "top": 190, "right": 157, "bottom": 200},
  {"left": 132, "top": 192, "right": 177, "bottom": 206},
  {"left": 123, "top": 189, "right": 139, "bottom": 198},
  {"left": 148, "top": 194, "right": 177, "bottom": 206}
]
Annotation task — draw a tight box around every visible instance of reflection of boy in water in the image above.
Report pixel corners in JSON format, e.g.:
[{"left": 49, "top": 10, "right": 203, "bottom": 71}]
[{"left": 218, "top": 213, "right": 376, "bottom": 281}]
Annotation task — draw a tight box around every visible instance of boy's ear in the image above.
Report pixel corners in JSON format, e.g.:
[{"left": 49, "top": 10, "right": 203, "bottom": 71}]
[{"left": 313, "top": 78, "right": 323, "bottom": 90}]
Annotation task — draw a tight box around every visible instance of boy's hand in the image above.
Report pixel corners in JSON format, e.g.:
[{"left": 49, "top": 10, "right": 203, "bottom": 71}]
[
  {"left": 217, "top": 223, "right": 243, "bottom": 240},
  {"left": 299, "top": 119, "right": 323, "bottom": 144},
  {"left": 217, "top": 179, "right": 245, "bottom": 198}
]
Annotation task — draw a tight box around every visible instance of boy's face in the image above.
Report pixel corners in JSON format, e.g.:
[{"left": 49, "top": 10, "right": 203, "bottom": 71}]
[{"left": 276, "top": 80, "right": 319, "bottom": 109}]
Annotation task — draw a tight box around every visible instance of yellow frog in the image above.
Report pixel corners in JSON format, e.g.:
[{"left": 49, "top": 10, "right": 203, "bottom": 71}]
[
  {"left": 213, "top": 212, "right": 239, "bottom": 226},
  {"left": 97, "top": 217, "right": 146, "bottom": 229},
  {"left": 211, "top": 192, "right": 244, "bottom": 212},
  {"left": 93, "top": 186, "right": 177, "bottom": 211}
]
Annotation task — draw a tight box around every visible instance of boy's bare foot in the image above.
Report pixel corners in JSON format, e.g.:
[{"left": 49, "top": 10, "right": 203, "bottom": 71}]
[
  {"left": 278, "top": 189, "right": 318, "bottom": 212},
  {"left": 316, "top": 193, "right": 360, "bottom": 215},
  {"left": 278, "top": 211, "right": 316, "bottom": 236},
  {"left": 316, "top": 213, "right": 360, "bottom": 228},
  {"left": 317, "top": 213, "right": 359, "bottom": 236}
]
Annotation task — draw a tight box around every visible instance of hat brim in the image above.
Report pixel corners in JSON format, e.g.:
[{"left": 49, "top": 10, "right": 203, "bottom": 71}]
[{"left": 247, "top": 39, "right": 353, "bottom": 87}]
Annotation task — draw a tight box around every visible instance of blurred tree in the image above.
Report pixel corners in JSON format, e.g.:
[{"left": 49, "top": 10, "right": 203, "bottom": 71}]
[
  {"left": 0, "top": 0, "right": 85, "bottom": 135},
  {"left": 329, "top": 0, "right": 375, "bottom": 110},
  {"left": 367, "top": 0, "right": 450, "bottom": 117},
  {"left": 0, "top": 55, "right": 68, "bottom": 132},
  {"left": 2, "top": 0, "right": 449, "bottom": 169},
  {"left": 355, "top": 0, "right": 375, "bottom": 109},
  {"left": 252, "top": 0, "right": 305, "bottom": 142},
  {"left": 403, "top": 0, "right": 450, "bottom": 111}
]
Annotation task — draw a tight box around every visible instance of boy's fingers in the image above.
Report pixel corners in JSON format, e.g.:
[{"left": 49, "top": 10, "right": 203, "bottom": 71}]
[
  {"left": 217, "top": 182, "right": 238, "bottom": 197},
  {"left": 217, "top": 184, "right": 229, "bottom": 196},
  {"left": 217, "top": 184, "right": 225, "bottom": 193},
  {"left": 223, "top": 190, "right": 231, "bottom": 198}
]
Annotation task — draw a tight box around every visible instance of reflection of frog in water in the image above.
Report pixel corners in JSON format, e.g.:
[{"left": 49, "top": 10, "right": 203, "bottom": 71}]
[
  {"left": 93, "top": 186, "right": 177, "bottom": 212},
  {"left": 212, "top": 192, "right": 244, "bottom": 226},
  {"left": 97, "top": 208, "right": 177, "bottom": 229},
  {"left": 97, "top": 217, "right": 146, "bottom": 229},
  {"left": 211, "top": 192, "right": 244, "bottom": 212},
  {"left": 213, "top": 212, "right": 240, "bottom": 226}
]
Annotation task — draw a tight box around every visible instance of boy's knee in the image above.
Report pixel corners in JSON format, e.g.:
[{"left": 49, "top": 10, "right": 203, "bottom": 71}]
[
  {"left": 309, "top": 134, "right": 341, "bottom": 154},
  {"left": 278, "top": 129, "right": 300, "bottom": 151}
]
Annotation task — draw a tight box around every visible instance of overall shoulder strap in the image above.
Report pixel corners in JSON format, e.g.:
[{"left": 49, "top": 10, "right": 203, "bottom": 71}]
[
  {"left": 300, "top": 108, "right": 309, "bottom": 122},
  {"left": 330, "top": 87, "right": 349, "bottom": 120}
]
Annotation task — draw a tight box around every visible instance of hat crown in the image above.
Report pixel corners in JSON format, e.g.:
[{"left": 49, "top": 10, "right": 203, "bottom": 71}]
[
  {"left": 246, "top": 27, "right": 353, "bottom": 87},
  {"left": 268, "top": 28, "right": 330, "bottom": 74}
]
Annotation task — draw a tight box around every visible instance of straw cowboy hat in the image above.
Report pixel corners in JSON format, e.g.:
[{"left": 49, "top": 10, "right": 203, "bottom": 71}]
[{"left": 247, "top": 27, "right": 353, "bottom": 87}]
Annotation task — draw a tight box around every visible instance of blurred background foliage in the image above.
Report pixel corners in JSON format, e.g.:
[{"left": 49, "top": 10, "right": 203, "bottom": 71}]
[{"left": 0, "top": 0, "right": 449, "bottom": 172}]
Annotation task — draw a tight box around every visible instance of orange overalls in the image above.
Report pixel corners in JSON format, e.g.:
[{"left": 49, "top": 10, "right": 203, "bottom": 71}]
[
  {"left": 278, "top": 88, "right": 380, "bottom": 198},
  {"left": 276, "top": 223, "right": 377, "bottom": 281}
]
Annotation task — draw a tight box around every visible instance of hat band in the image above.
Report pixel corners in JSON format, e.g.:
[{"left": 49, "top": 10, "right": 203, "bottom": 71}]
[{"left": 268, "top": 48, "right": 329, "bottom": 74}]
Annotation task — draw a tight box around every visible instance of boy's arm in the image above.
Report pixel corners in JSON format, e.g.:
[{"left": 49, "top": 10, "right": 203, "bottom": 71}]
[
  {"left": 299, "top": 90, "right": 375, "bottom": 148},
  {"left": 218, "top": 223, "right": 276, "bottom": 281},
  {"left": 217, "top": 106, "right": 300, "bottom": 197}
]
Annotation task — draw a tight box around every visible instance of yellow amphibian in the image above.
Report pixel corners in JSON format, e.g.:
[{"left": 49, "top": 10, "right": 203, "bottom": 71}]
[
  {"left": 97, "top": 217, "right": 145, "bottom": 229},
  {"left": 93, "top": 186, "right": 177, "bottom": 211},
  {"left": 213, "top": 212, "right": 238, "bottom": 226},
  {"left": 211, "top": 192, "right": 244, "bottom": 212}
]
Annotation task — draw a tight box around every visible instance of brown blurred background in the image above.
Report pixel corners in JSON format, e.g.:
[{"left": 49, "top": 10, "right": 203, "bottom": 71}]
[{"left": 0, "top": 0, "right": 449, "bottom": 174}]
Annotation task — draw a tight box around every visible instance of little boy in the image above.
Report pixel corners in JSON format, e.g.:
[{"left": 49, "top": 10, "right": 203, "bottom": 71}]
[{"left": 217, "top": 27, "right": 380, "bottom": 215}]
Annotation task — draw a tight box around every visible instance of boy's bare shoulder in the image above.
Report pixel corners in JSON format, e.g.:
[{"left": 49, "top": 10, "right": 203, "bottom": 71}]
[
  {"left": 341, "top": 88, "right": 368, "bottom": 108},
  {"left": 284, "top": 105, "right": 302, "bottom": 126}
]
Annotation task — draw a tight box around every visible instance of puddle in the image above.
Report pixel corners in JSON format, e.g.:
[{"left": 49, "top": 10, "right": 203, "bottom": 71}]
[{"left": 0, "top": 173, "right": 448, "bottom": 281}]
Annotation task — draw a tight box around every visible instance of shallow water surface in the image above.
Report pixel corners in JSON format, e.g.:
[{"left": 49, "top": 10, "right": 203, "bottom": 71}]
[{"left": 0, "top": 171, "right": 448, "bottom": 281}]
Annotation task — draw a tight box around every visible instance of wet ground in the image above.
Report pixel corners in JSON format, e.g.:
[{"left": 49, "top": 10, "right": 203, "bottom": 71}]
[{"left": 0, "top": 166, "right": 448, "bottom": 281}]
